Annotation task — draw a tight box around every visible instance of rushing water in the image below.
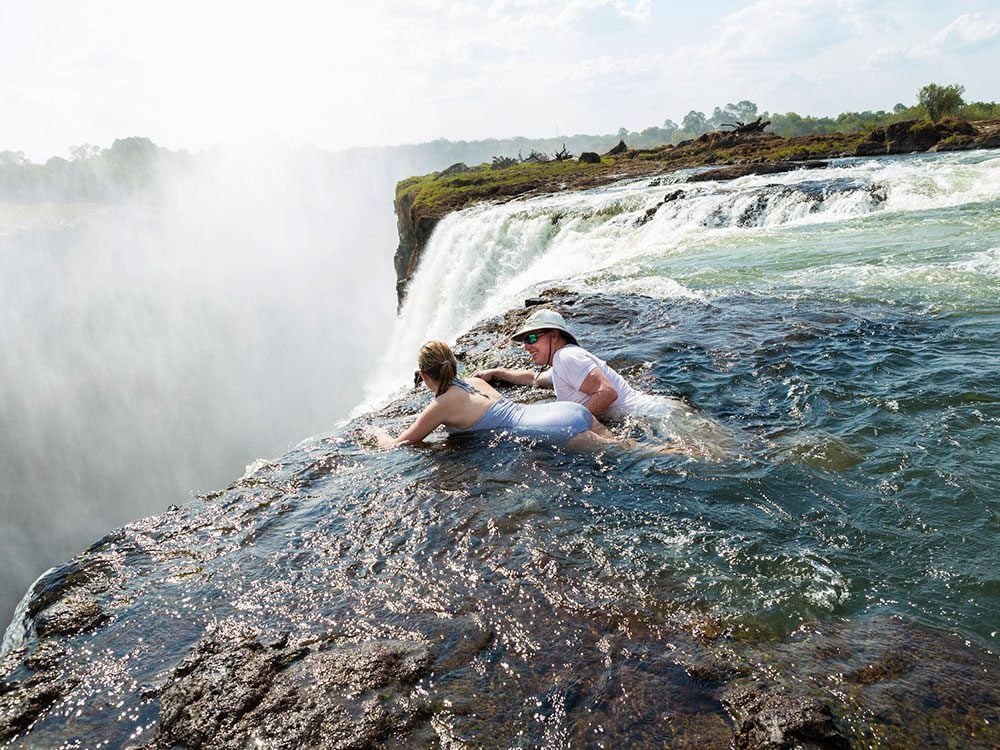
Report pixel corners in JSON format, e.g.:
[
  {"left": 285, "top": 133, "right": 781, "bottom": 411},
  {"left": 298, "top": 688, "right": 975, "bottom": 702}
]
[
  {"left": 370, "top": 152, "right": 1000, "bottom": 640},
  {"left": 2, "top": 149, "right": 998, "bottom": 747},
  {"left": 367, "top": 150, "right": 1000, "bottom": 643}
]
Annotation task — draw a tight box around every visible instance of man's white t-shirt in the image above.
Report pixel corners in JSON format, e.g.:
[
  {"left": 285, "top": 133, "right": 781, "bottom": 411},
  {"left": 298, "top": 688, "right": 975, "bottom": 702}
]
[{"left": 547, "top": 346, "right": 645, "bottom": 415}]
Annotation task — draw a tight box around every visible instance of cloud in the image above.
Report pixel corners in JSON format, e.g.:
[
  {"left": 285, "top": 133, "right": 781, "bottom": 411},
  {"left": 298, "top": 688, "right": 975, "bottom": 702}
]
[
  {"left": 681, "top": 0, "right": 867, "bottom": 64},
  {"left": 866, "top": 11, "right": 1000, "bottom": 68},
  {"left": 932, "top": 12, "right": 1000, "bottom": 52},
  {"left": 550, "top": 51, "right": 666, "bottom": 84},
  {"left": 864, "top": 45, "right": 916, "bottom": 67}
]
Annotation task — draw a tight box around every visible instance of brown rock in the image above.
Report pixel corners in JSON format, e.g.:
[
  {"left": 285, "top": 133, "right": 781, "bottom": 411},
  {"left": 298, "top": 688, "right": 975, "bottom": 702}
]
[{"left": 722, "top": 686, "right": 850, "bottom": 750}]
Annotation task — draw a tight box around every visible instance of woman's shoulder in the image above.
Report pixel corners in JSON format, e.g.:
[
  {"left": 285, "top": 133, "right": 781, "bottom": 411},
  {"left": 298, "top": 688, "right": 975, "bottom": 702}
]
[{"left": 466, "top": 376, "right": 501, "bottom": 399}]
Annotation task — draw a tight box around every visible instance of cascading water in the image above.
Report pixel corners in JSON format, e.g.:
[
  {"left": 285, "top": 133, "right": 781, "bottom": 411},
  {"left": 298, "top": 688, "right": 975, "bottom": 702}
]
[{"left": 366, "top": 150, "right": 1000, "bottom": 409}]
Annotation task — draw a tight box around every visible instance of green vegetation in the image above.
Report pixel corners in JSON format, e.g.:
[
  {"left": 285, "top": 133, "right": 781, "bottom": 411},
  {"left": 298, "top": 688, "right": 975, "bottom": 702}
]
[
  {"left": 395, "top": 158, "right": 614, "bottom": 216},
  {"left": 0, "top": 137, "right": 189, "bottom": 202},
  {"left": 958, "top": 100, "right": 1000, "bottom": 120},
  {"left": 613, "top": 82, "right": 997, "bottom": 144},
  {"left": 918, "top": 83, "right": 966, "bottom": 122}
]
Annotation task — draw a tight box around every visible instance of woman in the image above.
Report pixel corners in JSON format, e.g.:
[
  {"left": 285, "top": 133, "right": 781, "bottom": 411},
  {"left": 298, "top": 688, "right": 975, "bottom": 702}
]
[{"left": 373, "top": 341, "right": 617, "bottom": 451}]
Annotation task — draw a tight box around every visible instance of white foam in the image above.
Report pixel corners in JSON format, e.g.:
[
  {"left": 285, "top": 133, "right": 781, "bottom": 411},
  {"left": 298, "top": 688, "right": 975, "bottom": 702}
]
[
  {"left": 364, "top": 151, "right": 1000, "bottom": 406},
  {"left": 948, "top": 247, "right": 1000, "bottom": 276}
]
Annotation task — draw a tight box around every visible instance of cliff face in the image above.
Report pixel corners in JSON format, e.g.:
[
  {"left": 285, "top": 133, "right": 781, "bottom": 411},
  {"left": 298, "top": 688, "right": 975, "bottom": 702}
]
[
  {"left": 392, "top": 186, "right": 440, "bottom": 310},
  {"left": 392, "top": 119, "right": 1000, "bottom": 305}
]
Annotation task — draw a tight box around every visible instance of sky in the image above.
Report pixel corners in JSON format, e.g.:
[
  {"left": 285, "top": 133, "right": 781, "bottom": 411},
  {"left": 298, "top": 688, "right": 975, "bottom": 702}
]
[{"left": 2, "top": 0, "right": 999, "bottom": 162}]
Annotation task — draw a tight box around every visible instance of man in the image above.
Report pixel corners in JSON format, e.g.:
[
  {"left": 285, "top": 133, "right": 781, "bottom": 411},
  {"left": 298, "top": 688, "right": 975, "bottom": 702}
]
[{"left": 474, "top": 308, "right": 647, "bottom": 419}]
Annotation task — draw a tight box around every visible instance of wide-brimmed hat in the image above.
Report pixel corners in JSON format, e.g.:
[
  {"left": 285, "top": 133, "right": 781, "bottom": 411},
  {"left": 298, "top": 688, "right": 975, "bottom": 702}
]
[{"left": 511, "top": 309, "right": 579, "bottom": 346}]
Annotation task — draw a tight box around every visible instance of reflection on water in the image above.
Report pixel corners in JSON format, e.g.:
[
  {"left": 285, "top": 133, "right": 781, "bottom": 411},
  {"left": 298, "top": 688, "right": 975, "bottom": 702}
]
[{"left": 5, "top": 290, "right": 998, "bottom": 747}]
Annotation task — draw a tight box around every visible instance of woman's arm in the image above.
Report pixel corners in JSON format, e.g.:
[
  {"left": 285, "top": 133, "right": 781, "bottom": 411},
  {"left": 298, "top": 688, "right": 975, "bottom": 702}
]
[{"left": 374, "top": 400, "right": 447, "bottom": 448}]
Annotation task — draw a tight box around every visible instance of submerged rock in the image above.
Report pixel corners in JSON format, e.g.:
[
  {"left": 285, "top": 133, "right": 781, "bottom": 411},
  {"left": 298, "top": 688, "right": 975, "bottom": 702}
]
[
  {"left": 141, "top": 632, "right": 432, "bottom": 750},
  {"left": 34, "top": 594, "right": 106, "bottom": 638},
  {"left": 1, "top": 293, "right": 998, "bottom": 748},
  {"left": 722, "top": 687, "right": 849, "bottom": 750}
]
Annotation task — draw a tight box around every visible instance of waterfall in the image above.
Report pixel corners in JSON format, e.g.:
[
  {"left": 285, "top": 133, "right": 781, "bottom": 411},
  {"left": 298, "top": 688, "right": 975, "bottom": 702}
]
[{"left": 363, "top": 150, "right": 1000, "bottom": 408}]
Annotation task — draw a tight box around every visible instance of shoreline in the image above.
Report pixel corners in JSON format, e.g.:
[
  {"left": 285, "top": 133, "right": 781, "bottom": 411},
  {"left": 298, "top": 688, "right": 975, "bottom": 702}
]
[{"left": 393, "top": 118, "right": 1000, "bottom": 306}]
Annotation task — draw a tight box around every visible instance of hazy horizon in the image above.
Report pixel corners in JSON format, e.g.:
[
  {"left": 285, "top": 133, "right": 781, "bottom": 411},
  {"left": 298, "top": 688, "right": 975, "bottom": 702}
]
[{"left": 3, "top": 2, "right": 998, "bottom": 163}]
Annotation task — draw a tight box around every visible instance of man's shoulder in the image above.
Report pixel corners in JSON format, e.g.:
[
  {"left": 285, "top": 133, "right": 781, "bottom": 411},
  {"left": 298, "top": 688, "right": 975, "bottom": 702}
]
[{"left": 554, "top": 345, "right": 596, "bottom": 366}]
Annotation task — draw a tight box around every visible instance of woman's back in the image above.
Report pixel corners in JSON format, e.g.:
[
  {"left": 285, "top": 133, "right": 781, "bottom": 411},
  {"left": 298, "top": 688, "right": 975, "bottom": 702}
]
[
  {"left": 445, "top": 378, "right": 594, "bottom": 445},
  {"left": 436, "top": 377, "right": 502, "bottom": 430},
  {"left": 373, "top": 338, "right": 613, "bottom": 451}
]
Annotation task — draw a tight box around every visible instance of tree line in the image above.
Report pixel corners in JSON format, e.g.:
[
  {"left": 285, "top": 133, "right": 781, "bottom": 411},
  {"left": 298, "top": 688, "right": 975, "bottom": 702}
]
[
  {"left": 2, "top": 83, "right": 995, "bottom": 203},
  {"left": 617, "top": 83, "right": 997, "bottom": 149},
  {"left": 0, "top": 137, "right": 189, "bottom": 202}
]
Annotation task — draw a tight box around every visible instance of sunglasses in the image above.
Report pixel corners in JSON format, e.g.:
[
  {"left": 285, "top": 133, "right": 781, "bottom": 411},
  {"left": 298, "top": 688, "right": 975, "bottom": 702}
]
[
  {"left": 524, "top": 332, "right": 544, "bottom": 345},
  {"left": 413, "top": 370, "right": 422, "bottom": 387}
]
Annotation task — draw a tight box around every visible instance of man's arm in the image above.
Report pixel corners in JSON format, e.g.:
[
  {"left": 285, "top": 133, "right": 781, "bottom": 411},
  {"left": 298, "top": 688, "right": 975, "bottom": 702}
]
[
  {"left": 578, "top": 368, "right": 618, "bottom": 417},
  {"left": 474, "top": 367, "right": 553, "bottom": 389}
]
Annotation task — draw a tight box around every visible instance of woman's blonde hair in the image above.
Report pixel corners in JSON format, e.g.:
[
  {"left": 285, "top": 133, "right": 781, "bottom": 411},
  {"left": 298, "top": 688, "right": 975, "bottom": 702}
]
[{"left": 417, "top": 340, "right": 458, "bottom": 397}]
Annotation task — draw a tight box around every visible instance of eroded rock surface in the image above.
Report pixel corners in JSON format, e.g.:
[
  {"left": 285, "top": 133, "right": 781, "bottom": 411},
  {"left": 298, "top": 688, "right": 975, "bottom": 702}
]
[{"left": 141, "top": 632, "right": 432, "bottom": 750}]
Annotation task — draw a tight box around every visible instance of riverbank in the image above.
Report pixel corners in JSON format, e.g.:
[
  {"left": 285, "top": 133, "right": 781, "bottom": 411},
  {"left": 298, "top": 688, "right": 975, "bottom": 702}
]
[{"left": 393, "top": 118, "right": 1000, "bottom": 304}]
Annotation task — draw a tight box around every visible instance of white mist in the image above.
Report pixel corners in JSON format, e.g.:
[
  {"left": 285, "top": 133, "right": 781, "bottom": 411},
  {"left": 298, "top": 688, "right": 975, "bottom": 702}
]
[{"left": 0, "top": 145, "right": 405, "bottom": 626}]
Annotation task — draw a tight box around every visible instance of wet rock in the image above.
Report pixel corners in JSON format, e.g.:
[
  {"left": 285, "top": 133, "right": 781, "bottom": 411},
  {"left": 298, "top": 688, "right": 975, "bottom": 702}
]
[
  {"left": 605, "top": 139, "right": 629, "bottom": 156},
  {"left": 855, "top": 119, "right": 941, "bottom": 156},
  {"left": 748, "top": 617, "right": 1000, "bottom": 748},
  {"left": 0, "top": 645, "right": 78, "bottom": 743},
  {"left": 687, "top": 161, "right": 826, "bottom": 183},
  {"left": 141, "top": 632, "right": 433, "bottom": 750},
  {"left": 722, "top": 686, "right": 850, "bottom": 750},
  {"left": 674, "top": 645, "right": 749, "bottom": 683},
  {"left": 0, "top": 677, "right": 78, "bottom": 740},
  {"left": 23, "top": 641, "right": 66, "bottom": 672},
  {"left": 34, "top": 594, "right": 107, "bottom": 638},
  {"left": 636, "top": 189, "right": 687, "bottom": 226}
]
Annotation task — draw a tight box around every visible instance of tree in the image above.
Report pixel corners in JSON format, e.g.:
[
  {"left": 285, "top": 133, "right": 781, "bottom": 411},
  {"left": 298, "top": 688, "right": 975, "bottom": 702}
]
[
  {"left": 709, "top": 101, "right": 758, "bottom": 130},
  {"left": 0, "top": 150, "right": 28, "bottom": 167},
  {"left": 69, "top": 144, "right": 101, "bottom": 161},
  {"left": 918, "top": 83, "right": 965, "bottom": 122},
  {"left": 681, "top": 110, "right": 708, "bottom": 134}
]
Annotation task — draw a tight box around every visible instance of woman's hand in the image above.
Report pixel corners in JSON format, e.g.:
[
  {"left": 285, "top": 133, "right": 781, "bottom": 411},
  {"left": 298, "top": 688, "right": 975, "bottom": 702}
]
[{"left": 368, "top": 426, "right": 398, "bottom": 449}]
